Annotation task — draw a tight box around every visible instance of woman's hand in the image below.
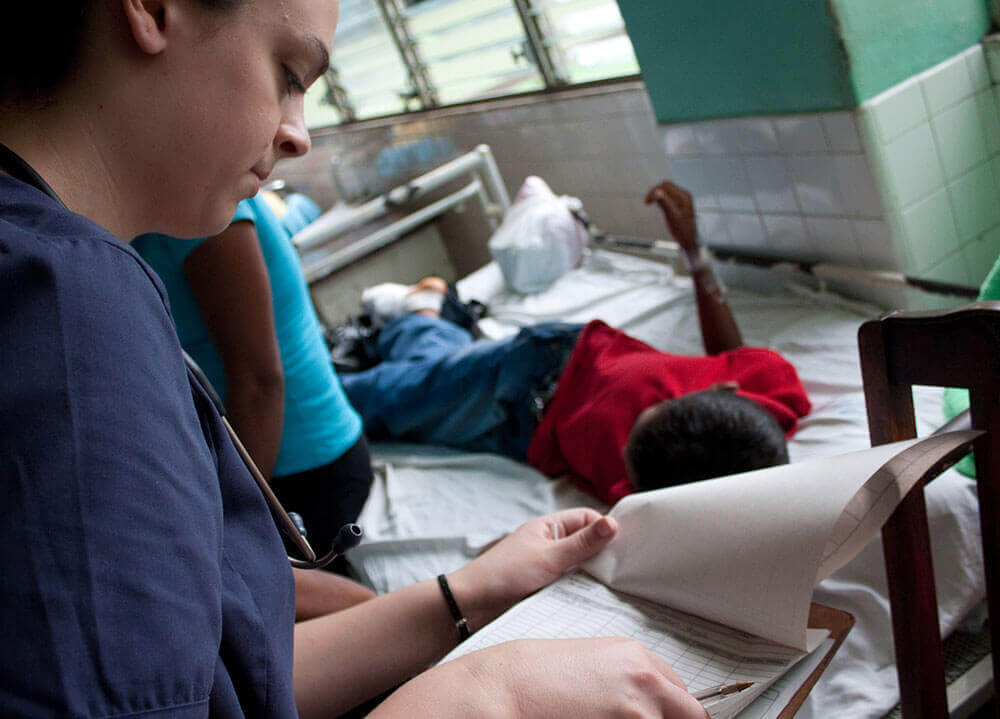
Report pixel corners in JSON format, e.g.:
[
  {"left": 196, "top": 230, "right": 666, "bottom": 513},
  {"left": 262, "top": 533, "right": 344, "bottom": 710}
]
[
  {"left": 447, "top": 508, "right": 618, "bottom": 632},
  {"left": 372, "top": 637, "right": 709, "bottom": 719},
  {"left": 294, "top": 509, "right": 620, "bottom": 717}
]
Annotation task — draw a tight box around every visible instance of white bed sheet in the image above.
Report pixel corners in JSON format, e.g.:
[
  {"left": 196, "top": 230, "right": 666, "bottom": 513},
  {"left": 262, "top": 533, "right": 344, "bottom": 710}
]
[{"left": 349, "top": 249, "right": 986, "bottom": 719}]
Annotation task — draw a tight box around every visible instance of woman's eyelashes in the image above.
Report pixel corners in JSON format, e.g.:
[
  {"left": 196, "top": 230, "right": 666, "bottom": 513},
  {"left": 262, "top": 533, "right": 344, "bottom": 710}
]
[{"left": 283, "top": 65, "right": 306, "bottom": 95}]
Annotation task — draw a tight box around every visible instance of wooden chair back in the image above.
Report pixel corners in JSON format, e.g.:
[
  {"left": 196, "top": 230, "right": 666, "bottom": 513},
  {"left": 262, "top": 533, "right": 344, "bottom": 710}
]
[{"left": 858, "top": 302, "right": 1000, "bottom": 718}]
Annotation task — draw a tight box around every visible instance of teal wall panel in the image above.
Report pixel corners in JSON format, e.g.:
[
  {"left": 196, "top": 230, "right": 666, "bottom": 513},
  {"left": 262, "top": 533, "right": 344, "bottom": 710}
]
[
  {"left": 617, "top": 0, "right": 854, "bottom": 123},
  {"left": 619, "top": 0, "right": 993, "bottom": 123},
  {"left": 831, "top": 0, "right": 990, "bottom": 102}
]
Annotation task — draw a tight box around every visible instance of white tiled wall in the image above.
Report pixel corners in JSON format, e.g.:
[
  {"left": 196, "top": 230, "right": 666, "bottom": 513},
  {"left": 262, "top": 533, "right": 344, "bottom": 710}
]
[
  {"left": 277, "top": 81, "right": 673, "bottom": 255},
  {"left": 281, "top": 52, "right": 1000, "bottom": 302},
  {"left": 660, "top": 112, "right": 891, "bottom": 269},
  {"left": 659, "top": 42, "right": 1000, "bottom": 293},
  {"left": 858, "top": 44, "right": 1000, "bottom": 287}
]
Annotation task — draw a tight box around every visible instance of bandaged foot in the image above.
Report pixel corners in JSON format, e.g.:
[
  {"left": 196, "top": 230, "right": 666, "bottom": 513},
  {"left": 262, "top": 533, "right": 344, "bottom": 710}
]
[{"left": 361, "top": 277, "right": 447, "bottom": 323}]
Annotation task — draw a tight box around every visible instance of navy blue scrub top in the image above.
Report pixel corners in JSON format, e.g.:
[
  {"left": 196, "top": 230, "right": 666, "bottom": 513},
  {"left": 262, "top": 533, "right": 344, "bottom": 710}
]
[{"left": 0, "top": 176, "right": 297, "bottom": 717}]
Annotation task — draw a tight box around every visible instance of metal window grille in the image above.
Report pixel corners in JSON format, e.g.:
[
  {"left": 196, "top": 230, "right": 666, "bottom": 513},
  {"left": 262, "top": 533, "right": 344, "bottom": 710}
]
[{"left": 307, "top": 0, "right": 641, "bottom": 127}]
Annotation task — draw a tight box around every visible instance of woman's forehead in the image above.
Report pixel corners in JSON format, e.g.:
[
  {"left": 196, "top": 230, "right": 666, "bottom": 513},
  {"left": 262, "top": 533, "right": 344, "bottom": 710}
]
[{"left": 240, "top": 0, "right": 339, "bottom": 41}]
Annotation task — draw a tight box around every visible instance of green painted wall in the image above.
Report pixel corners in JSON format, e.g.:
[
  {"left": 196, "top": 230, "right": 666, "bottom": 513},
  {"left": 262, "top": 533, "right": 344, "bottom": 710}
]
[
  {"left": 619, "top": 0, "right": 993, "bottom": 124},
  {"left": 831, "top": 0, "right": 991, "bottom": 102},
  {"left": 617, "top": 0, "right": 854, "bottom": 123}
]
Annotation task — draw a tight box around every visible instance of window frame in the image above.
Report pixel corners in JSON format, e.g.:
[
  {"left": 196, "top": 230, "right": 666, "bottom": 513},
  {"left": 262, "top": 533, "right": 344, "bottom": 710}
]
[{"left": 316, "top": 0, "right": 640, "bottom": 128}]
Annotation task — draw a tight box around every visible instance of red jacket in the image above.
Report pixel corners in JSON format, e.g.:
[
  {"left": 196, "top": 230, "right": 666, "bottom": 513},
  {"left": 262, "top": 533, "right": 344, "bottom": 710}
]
[{"left": 527, "top": 321, "right": 811, "bottom": 505}]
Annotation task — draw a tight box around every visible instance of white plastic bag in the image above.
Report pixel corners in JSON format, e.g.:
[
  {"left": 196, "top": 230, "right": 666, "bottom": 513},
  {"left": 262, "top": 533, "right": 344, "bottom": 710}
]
[{"left": 488, "top": 176, "right": 589, "bottom": 294}]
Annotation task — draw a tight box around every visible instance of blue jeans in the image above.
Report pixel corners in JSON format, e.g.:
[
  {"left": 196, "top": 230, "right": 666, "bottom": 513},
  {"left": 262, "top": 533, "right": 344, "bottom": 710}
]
[{"left": 341, "top": 315, "right": 581, "bottom": 460}]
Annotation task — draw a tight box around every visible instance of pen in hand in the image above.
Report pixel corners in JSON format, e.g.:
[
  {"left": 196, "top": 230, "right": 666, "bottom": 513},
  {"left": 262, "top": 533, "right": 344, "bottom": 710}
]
[{"left": 693, "top": 681, "right": 754, "bottom": 702}]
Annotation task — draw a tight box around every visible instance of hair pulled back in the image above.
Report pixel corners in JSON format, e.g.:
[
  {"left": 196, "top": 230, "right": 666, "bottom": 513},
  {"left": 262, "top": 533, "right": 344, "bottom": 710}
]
[{"left": 1, "top": 0, "right": 247, "bottom": 108}]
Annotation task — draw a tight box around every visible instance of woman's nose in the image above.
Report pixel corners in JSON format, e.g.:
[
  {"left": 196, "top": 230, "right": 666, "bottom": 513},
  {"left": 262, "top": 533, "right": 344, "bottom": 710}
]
[{"left": 276, "top": 110, "right": 311, "bottom": 159}]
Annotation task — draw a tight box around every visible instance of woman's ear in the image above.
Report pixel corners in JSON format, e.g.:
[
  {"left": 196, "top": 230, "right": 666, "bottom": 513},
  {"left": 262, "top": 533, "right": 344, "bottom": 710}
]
[{"left": 121, "top": 0, "right": 169, "bottom": 55}]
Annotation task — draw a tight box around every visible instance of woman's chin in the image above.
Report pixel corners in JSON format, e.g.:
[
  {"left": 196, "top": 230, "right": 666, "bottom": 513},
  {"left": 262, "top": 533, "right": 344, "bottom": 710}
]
[
  {"left": 147, "top": 186, "right": 252, "bottom": 239},
  {"left": 165, "top": 210, "right": 235, "bottom": 241},
  {"left": 200, "top": 190, "right": 255, "bottom": 237}
]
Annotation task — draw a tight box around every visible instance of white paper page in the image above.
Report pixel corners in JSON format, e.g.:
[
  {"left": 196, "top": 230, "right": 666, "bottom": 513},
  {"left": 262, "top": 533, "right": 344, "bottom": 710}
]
[
  {"left": 441, "top": 573, "right": 811, "bottom": 719},
  {"left": 584, "top": 440, "right": 916, "bottom": 649},
  {"left": 737, "top": 639, "right": 834, "bottom": 719},
  {"left": 815, "top": 430, "right": 981, "bottom": 581}
]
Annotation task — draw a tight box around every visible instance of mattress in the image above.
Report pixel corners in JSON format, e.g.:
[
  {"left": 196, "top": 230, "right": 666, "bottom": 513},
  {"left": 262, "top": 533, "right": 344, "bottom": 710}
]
[{"left": 347, "top": 249, "right": 986, "bottom": 718}]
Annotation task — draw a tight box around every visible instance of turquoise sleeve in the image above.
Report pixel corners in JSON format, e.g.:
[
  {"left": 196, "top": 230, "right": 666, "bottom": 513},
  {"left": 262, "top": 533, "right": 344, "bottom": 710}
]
[{"left": 232, "top": 199, "right": 257, "bottom": 226}]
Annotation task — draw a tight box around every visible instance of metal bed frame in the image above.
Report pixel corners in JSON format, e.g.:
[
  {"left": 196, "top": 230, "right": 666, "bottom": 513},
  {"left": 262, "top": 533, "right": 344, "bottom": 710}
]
[
  {"left": 291, "top": 143, "right": 978, "bottom": 303},
  {"left": 293, "top": 144, "right": 510, "bottom": 284}
]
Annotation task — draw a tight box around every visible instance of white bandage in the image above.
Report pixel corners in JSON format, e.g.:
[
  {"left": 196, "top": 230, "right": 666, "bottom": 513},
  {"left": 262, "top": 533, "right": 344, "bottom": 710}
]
[
  {"left": 685, "top": 244, "right": 714, "bottom": 273},
  {"left": 361, "top": 283, "right": 411, "bottom": 321},
  {"left": 403, "top": 290, "right": 445, "bottom": 315},
  {"left": 686, "top": 245, "right": 727, "bottom": 296},
  {"left": 361, "top": 283, "right": 445, "bottom": 322}
]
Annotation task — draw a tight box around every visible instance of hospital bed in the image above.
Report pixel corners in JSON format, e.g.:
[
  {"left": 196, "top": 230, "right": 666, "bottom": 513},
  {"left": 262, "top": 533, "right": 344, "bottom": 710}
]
[{"left": 292, "top": 148, "right": 989, "bottom": 718}]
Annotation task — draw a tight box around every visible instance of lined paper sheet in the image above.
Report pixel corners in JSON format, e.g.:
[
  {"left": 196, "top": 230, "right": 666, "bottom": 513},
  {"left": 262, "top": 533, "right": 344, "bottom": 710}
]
[
  {"left": 442, "top": 432, "right": 978, "bottom": 717},
  {"left": 584, "top": 431, "right": 978, "bottom": 650},
  {"left": 737, "top": 638, "right": 835, "bottom": 719},
  {"left": 442, "top": 573, "right": 814, "bottom": 719},
  {"left": 814, "top": 431, "right": 981, "bottom": 582}
]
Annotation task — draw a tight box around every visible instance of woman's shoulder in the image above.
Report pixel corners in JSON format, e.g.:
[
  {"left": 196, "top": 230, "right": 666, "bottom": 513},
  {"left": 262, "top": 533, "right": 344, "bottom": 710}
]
[{"left": 0, "top": 177, "right": 170, "bottom": 314}]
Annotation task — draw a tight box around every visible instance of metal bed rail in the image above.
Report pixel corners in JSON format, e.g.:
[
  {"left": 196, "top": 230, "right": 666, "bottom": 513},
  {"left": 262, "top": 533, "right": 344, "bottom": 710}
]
[
  {"left": 294, "top": 144, "right": 510, "bottom": 283},
  {"left": 292, "top": 141, "right": 978, "bottom": 299}
]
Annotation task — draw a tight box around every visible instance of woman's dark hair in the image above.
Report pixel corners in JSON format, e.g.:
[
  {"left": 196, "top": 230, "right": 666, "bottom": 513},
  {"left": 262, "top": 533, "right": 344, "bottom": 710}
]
[
  {"left": 1, "top": 1, "right": 246, "bottom": 108},
  {"left": 625, "top": 389, "right": 789, "bottom": 492},
  {"left": 1, "top": 4, "right": 96, "bottom": 107}
]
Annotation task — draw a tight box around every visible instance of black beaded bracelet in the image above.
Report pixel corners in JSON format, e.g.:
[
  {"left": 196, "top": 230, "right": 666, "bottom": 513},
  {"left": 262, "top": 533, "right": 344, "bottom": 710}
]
[{"left": 437, "top": 574, "right": 471, "bottom": 642}]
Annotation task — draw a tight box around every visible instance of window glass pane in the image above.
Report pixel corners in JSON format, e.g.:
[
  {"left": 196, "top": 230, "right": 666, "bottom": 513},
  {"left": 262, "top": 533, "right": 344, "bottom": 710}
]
[
  {"left": 540, "top": 0, "right": 640, "bottom": 84},
  {"left": 316, "top": 0, "right": 414, "bottom": 124},
  {"left": 307, "top": 0, "right": 642, "bottom": 127},
  {"left": 404, "top": 0, "right": 544, "bottom": 106},
  {"left": 304, "top": 77, "right": 343, "bottom": 129}
]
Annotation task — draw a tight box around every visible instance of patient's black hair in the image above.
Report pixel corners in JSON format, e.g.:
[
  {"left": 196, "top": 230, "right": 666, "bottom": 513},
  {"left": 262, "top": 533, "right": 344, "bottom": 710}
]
[{"left": 625, "top": 389, "right": 789, "bottom": 492}]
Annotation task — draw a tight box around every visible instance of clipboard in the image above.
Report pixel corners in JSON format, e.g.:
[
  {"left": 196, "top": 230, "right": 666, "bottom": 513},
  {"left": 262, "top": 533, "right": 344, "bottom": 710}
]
[{"left": 776, "top": 602, "right": 854, "bottom": 717}]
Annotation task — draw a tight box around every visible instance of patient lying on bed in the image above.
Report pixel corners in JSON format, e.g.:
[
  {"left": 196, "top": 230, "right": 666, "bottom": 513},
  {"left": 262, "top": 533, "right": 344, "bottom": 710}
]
[{"left": 342, "top": 182, "right": 811, "bottom": 505}]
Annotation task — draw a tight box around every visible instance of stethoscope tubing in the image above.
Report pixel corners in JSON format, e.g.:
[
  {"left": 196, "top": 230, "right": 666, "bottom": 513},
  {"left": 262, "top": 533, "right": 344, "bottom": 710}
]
[{"left": 0, "top": 143, "right": 360, "bottom": 569}]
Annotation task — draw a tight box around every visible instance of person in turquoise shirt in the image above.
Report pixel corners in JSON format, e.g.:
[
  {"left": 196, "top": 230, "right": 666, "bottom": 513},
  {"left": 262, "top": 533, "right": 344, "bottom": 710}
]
[{"left": 135, "top": 193, "right": 374, "bottom": 616}]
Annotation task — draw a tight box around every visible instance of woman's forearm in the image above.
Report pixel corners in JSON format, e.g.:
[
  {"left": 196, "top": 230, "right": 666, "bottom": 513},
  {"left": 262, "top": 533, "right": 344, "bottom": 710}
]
[
  {"left": 292, "top": 568, "right": 375, "bottom": 622},
  {"left": 293, "top": 510, "right": 618, "bottom": 717},
  {"left": 293, "top": 577, "right": 466, "bottom": 717}
]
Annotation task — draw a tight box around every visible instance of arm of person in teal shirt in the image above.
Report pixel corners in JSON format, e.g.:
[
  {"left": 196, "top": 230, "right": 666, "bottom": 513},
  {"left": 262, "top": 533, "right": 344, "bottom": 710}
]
[
  {"left": 183, "top": 219, "right": 285, "bottom": 478},
  {"left": 184, "top": 218, "right": 376, "bottom": 619}
]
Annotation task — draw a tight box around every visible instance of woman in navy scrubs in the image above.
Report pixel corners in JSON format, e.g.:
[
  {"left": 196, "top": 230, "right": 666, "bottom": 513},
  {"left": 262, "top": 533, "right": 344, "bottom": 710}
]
[{"left": 0, "top": 2, "right": 706, "bottom": 717}]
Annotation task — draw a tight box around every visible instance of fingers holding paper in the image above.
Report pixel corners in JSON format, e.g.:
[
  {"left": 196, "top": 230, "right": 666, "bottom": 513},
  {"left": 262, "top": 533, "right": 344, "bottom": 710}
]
[
  {"left": 378, "top": 509, "right": 708, "bottom": 718},
  {"left": 542, "top": 507, "right": 619, "bottom": 569},
  {"left": 449, "top": 508, "right": 617, "bottom": 632}
]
